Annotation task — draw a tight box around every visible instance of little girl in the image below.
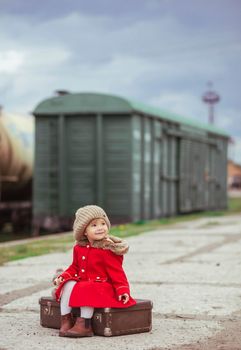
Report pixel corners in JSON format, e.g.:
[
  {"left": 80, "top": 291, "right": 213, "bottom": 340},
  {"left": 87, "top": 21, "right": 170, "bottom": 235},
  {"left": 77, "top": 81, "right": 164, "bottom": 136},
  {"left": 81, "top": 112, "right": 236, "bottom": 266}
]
[{"left": 54, "top": 205, "right": 136, "bottom": 337}]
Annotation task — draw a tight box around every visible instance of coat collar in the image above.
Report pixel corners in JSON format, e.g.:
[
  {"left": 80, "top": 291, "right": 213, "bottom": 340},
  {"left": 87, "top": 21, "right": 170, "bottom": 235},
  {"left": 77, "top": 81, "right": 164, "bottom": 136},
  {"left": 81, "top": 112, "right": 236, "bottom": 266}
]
[{"left": 76, "top": 235, "right": 129, "bottom": 255}]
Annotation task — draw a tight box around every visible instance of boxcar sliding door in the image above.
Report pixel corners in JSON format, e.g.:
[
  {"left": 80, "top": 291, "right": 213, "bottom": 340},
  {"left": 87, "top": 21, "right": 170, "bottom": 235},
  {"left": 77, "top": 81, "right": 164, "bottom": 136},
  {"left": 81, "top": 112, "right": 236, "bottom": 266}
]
[{"left": 161, "top": 128, "right": 179, "bottom": 216}]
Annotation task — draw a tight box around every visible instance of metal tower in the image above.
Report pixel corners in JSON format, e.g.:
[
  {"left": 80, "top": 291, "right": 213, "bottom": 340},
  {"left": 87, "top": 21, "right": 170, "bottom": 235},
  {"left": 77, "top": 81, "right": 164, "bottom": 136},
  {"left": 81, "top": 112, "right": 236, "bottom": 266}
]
[{"left": 202, "top": 82, "right": 220, "bottom": 124}]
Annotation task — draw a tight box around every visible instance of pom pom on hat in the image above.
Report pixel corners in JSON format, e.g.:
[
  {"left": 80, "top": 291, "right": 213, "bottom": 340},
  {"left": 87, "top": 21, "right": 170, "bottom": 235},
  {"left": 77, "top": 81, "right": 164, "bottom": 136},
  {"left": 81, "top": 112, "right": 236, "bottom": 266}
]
[{"left": 73, "top": 205, "right": 111, "bottom": 242}]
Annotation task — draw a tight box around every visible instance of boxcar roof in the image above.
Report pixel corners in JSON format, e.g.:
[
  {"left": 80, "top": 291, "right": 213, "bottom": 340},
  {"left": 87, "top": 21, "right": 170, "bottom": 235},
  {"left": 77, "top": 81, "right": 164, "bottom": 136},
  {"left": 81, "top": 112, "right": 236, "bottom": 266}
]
[{"left": 33, "top": 92, "right": 228, "bottom": 137}]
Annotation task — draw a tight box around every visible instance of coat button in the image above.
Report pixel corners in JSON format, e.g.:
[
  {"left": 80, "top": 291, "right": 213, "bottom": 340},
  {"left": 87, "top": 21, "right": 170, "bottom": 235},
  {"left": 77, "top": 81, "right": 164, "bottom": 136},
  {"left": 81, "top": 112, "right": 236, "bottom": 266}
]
[
  {"left": 96, "top": 276, "right": 100, "bottom": 279},
  {"left": 75, "top": 274, "right": 78, "bottom": 277},
  {"left": 81, "top": 269, "right": 85, "bottom": 273},
  {"left": 86, "top": 245, "right": 90, "bottom": 248},
  {"left": 82, "top": 256, "right": 86, "bottom": 260}
]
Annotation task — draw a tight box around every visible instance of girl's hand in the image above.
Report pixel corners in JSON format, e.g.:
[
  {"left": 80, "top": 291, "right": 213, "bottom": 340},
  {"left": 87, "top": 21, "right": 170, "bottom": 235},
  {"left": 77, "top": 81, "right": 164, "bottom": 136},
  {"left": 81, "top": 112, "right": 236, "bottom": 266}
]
[
  {"left": 53, "top": 276, "right": 65, "bottom": 286},
  {"left": 118, "top": 293, "right": 130, "bottom": 304}
]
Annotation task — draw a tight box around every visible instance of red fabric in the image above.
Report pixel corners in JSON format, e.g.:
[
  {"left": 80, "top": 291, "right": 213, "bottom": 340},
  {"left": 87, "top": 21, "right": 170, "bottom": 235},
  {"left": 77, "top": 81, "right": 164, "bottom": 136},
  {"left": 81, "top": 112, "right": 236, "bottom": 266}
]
[{"left": 55, "top": 244, "right": 136, "bottom": 308}]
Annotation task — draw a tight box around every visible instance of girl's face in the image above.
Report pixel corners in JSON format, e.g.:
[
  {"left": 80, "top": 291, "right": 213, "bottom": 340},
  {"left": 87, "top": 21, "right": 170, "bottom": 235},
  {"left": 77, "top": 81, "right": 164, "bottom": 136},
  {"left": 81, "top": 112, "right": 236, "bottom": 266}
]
[{"left": 84, "top": 218, "right": 108, "bottom": 244}]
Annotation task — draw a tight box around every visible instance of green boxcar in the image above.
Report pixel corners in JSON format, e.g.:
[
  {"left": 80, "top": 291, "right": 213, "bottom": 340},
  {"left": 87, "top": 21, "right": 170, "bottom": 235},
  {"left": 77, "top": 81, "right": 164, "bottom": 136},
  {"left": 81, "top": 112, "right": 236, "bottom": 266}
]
[{"left": 33, "top": 92, "right": 228, "bottom": 232}]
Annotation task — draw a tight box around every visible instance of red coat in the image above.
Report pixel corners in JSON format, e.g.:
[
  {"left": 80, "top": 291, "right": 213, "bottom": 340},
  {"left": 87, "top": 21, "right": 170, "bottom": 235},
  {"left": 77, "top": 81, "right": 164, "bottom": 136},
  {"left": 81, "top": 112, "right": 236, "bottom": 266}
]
[{"left": 55, "top": 243, "right": 136, "bottom": 308}]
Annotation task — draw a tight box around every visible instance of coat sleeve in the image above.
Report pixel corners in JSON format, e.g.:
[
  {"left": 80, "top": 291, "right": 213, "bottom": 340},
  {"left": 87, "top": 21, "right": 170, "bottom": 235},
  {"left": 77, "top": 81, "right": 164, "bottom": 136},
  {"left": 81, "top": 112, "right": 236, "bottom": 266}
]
[
  {"left": 60, "top": 245, "right": 79, "bottom": 280},
  {"left": 104, "top": 250, "right": 130, "bottom": 298}
]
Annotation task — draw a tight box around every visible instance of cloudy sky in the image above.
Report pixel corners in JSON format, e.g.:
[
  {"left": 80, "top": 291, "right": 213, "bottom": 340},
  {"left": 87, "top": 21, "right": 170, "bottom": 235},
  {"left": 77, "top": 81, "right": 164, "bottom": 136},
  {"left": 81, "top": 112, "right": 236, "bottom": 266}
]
[{"left": 0, "top": 0, "right": 241, "bottom": 163}]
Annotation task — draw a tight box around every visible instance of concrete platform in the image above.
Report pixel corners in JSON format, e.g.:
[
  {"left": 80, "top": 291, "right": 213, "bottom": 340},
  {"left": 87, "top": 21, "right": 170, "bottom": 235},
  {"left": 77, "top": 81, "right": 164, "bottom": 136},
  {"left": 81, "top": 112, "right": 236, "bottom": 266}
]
[{"left": 1, "top": 214, "right": 241, "bottom": 349}]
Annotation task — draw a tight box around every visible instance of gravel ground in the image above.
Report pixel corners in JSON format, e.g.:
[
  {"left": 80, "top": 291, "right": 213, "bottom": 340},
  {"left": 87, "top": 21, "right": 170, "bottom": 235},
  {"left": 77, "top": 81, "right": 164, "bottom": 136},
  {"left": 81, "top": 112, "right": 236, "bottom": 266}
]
[{"left": 0, "top": 214, "right": 241, "bottom": 350}]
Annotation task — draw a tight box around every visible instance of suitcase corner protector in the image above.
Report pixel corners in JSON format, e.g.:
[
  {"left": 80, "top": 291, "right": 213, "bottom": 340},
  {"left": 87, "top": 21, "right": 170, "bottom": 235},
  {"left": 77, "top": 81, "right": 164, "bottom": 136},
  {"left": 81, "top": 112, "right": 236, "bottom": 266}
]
[{"left": 104, "top": 327, "right": 112, "bottom": 337}]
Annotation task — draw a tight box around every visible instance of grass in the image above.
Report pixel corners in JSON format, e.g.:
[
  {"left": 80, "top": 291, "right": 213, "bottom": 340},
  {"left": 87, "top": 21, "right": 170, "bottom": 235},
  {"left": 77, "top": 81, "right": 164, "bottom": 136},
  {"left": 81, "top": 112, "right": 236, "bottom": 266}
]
[
  {"left": 0, "top": 196, "right": 240, "bottom": 266},
  {"left": 228, "top": 197, "right": 241, "bottom": 212},
  {"left": 0, "top": 235, "right": 73, "bottom": 266}
]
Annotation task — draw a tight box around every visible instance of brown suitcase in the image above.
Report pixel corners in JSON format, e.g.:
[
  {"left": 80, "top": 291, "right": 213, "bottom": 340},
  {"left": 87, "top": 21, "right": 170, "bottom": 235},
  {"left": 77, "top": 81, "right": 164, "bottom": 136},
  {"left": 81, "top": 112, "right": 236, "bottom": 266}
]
[{"left": 39, "top": 296, "right": 152, "bottom": 336}]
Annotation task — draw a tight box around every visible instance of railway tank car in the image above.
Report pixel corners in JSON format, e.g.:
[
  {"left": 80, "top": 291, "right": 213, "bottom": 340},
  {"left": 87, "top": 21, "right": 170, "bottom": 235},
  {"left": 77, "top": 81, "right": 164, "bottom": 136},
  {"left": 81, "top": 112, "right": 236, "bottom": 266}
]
[{"left": 0, "top": 109, "right": 34, "bottom": 231}]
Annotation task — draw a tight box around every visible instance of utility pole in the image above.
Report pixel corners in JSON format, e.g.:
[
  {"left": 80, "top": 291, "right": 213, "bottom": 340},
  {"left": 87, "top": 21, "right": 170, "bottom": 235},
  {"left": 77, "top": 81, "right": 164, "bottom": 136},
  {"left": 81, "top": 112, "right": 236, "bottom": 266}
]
[{"left": 202, "top": 82, "right": 220, "bottom": 124}]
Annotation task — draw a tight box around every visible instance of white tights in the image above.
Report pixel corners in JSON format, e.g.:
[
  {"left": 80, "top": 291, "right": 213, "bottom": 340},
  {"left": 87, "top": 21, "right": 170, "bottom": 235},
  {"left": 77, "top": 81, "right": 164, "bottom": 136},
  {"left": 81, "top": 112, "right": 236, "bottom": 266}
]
[{"left": 60, "top": 280, "right": 94, "bottom": 318}]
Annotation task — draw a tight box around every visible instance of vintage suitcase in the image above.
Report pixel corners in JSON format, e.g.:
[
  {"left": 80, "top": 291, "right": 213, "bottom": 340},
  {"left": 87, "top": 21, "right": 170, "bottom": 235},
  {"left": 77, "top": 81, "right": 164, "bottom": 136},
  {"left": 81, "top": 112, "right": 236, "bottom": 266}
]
[
  {"left": 39, "top": 297, "right": 61, "bottom": 329},
  {"left": 39, "top": 297, "right": 153, "bottom": 336},
  {"left": 92, "top": 300, "right": 153, "bottom": 336}
]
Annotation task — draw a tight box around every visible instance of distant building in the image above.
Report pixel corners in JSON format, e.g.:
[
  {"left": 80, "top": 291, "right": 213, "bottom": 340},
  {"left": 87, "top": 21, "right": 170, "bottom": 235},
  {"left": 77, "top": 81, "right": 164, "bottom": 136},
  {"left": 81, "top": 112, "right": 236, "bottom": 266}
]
[{"left": 228, "top": 160, "right": 241, "bottom": 189}]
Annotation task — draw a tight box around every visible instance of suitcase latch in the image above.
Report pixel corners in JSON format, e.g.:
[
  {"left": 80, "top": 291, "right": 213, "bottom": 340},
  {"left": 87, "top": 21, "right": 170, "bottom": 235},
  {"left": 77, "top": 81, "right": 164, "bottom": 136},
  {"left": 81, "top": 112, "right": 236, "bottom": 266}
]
[
  {"left": 94, "top": 313, "right": 102, "bottom": 322},
  {"left": 44, "top": 301, "right": 53, "bottom": 316}
]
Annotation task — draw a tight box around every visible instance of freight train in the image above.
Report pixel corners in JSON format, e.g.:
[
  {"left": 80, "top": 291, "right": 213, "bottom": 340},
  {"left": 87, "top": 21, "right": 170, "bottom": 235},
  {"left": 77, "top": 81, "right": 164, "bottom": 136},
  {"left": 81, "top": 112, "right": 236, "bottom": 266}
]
[
  {"left": 0, "top": 109, "right": 34, "bottom": 231},
  {"left": 0, "top": 92, "right": 229, "bottom": 236},
  {"left": 32, "top": 92, "right": 228, "bottom": 233}
]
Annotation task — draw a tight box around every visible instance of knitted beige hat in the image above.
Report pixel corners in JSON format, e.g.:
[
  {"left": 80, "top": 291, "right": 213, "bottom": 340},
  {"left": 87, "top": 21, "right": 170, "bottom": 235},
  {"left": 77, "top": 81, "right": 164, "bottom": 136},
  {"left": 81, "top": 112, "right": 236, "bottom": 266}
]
[{"left": 73, "top": 205, "right": 111, "bottom": 242}]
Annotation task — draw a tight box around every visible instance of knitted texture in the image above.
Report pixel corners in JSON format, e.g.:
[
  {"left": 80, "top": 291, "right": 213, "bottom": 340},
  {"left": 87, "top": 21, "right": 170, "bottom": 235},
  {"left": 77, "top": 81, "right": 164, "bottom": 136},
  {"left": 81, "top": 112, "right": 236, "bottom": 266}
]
[{"left": 73, "top": 205, "right": 111, "bottom": 242}]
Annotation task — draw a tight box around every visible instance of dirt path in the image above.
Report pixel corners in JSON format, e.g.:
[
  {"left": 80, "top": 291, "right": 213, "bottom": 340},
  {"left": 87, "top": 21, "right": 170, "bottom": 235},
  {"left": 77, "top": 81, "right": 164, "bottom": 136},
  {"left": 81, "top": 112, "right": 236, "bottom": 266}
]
[{"left": 171, "top": 311, "right": 241, "bottom": 350}]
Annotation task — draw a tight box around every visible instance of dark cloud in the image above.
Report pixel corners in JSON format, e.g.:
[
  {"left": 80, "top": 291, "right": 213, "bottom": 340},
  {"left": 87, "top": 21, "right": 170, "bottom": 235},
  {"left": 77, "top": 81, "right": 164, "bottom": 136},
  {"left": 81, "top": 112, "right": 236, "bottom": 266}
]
[
  {"left": 0, "top": 0, "right": 241, "bottom": 161},
  {"left": 0, "top": 0, "right": 158, "bottom": 21}
]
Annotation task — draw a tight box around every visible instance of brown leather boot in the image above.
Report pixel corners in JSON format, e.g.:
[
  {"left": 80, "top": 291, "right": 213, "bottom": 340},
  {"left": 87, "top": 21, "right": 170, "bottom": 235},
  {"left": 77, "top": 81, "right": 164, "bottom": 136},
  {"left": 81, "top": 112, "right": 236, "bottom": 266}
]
[
  {"left": 59, "top": 313, "right": 74, "bottom": 337},
  {"left": 64, "top": 317, "right": 94, "bottom": 337}
]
